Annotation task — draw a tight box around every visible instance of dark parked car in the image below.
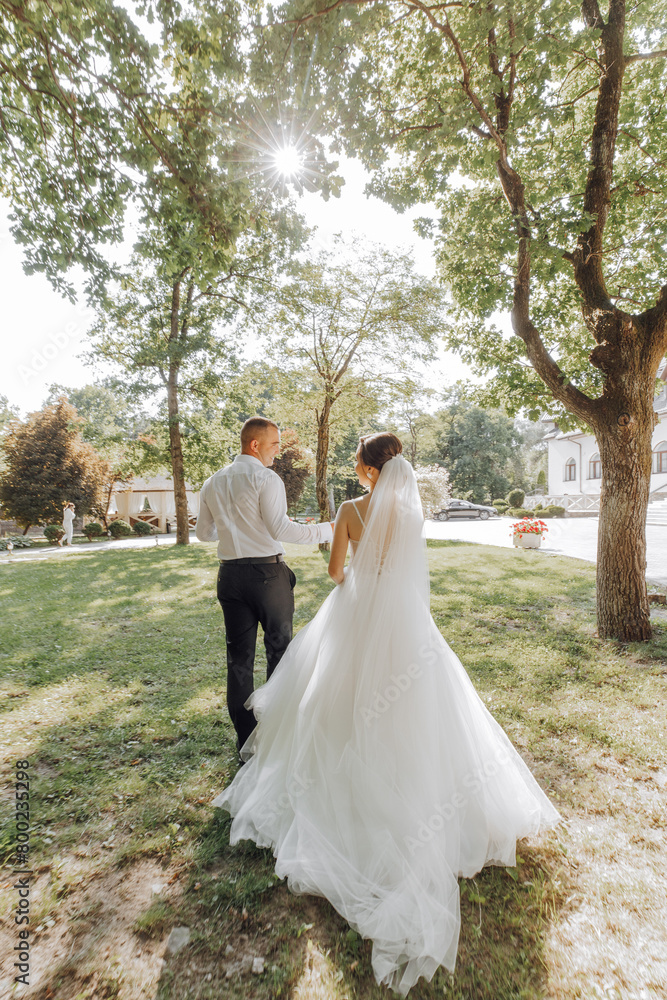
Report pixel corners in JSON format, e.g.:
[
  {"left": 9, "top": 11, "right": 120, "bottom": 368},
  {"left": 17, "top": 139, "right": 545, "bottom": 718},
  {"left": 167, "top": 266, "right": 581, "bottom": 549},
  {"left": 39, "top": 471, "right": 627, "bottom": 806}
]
[{"left": 432, "top": 499, "right": 500, "bottom": 521}]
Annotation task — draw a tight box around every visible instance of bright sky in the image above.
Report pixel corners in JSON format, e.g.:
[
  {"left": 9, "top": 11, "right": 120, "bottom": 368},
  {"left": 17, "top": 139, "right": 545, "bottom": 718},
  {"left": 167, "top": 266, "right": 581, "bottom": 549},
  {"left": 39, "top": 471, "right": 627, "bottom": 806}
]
[{"left": 0, "top": 154, "right": 473, "bottom": 417}]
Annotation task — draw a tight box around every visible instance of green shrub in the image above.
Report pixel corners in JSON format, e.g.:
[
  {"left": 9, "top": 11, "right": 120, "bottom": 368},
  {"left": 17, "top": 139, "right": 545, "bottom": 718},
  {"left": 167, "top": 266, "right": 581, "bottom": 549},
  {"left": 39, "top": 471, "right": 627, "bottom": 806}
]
[
  {"left": 43, "top": 524, "right": 65, "bottom": 544},
  {"left": 542, "top": 505, "right": 566, "bottom": 518},
  {"left": 132, "top": 520, "right": 156, "bottom": 536},
  {"left": 492, "top": 499, "right": 509, "bottom": 509},
  {"left": 506, "top": 489, "right": 525, "bottom": 507},
  {"left": 507, "top": 507, "right": 532, "bottom": 518},
  {"left": 83, "top": 522, "right": 105, "bottom": 540},
  {"left": 108, "top": 519, "right": 133, "bottom": 539},
  {"left": 0, "top": 535, "right": 32, "bottom": 551}
]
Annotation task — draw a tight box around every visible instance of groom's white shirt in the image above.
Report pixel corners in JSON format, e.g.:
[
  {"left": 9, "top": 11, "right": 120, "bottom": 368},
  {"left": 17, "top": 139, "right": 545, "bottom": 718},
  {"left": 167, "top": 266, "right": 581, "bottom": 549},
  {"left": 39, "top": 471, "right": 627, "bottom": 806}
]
[{"left": 195, "top": 454, "right": 333, "bottom": 560}]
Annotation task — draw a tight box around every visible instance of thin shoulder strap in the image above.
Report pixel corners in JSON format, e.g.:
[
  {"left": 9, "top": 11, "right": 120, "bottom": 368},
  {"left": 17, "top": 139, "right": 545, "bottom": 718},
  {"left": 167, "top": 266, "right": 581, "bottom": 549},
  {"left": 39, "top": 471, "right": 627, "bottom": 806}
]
[{"left": 353, "top": 501, "right": 366, "bottom": 528}]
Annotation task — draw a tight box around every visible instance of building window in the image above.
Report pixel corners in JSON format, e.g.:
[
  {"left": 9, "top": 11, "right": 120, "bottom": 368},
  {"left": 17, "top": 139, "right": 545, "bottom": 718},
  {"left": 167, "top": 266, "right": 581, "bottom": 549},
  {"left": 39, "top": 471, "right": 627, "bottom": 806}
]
[
  {"left": 564, "top": 458, "right": 577, "bottom": 482},
  {"left": 653, "top": 442, "right": 667, "bottom": 474},
  {"left": 588, "top": 453, "right": 601, "bottom": 479}
]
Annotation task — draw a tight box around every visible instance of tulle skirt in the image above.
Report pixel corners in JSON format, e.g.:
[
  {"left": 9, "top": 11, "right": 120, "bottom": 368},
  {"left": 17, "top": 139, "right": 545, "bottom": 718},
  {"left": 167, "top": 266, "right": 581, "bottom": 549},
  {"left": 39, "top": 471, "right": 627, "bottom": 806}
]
[{"left": 212, "top": 570, "right": 561, "bottom": 995}]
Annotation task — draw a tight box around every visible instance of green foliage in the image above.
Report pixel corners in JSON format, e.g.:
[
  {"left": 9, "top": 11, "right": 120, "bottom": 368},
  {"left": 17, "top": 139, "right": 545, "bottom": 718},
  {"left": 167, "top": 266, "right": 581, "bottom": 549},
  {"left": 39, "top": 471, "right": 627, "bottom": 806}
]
[
  {"left": 273, "top": 431, "right": 312, "bottom": 510},
  {"left": 273, "top": 0, "right": 667, "bottom": 427},
  {"left": 155, "top": 401, "right": 238, "bottom": 491},
  {"left": 83, "top": 522, "right": 105, "bottom": 540},
  {"left": 537, "top": 469, "right": 547, "bottom": 489},
  {"left": 507, "top": 489, "right": 526, "bottom": 508},
  {"left": 0, "top": 1, "right": 313, "bottom": 301},
  {"left": 0, "top": 535, "right": 31, "bottom": 551},
  {"left": 132, "top": 520, "right": 156, "bottom": 536},
  {"left": 108, "top": 519, "right": 133, "bottom": 539},
  {"left": 429, "top": 404, "right": 525, "bottom": 505},
  {"left": 541, "top": 505, "right": 566, "bottom": 518},
  {"left": 43, "top": 525, "right": 65, "bottom": 545},
  {"left": 45, "top": 383, "right": 150, "bottom": 446},
  {"left": 507, "top": 507, "right": 532, "bottom": 518},
  {"left": 492, "top": 499, "right": 509, "bottom": 509},
  {"left": 0, "top": 399, "right": 109, "bottom": 531},
  {"left": 261, "top": 236, "right": 444, "bottom": 517},
  {"left": 0, "top": 394, "right": 20, "bottom": 477}
]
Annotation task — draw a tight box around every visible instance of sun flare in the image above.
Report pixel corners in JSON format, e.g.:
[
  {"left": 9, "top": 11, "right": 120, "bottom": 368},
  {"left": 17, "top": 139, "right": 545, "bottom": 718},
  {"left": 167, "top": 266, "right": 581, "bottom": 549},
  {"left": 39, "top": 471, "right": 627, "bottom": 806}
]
[{"left": 273, "top": 144, "right": 303, "bottom": 177}]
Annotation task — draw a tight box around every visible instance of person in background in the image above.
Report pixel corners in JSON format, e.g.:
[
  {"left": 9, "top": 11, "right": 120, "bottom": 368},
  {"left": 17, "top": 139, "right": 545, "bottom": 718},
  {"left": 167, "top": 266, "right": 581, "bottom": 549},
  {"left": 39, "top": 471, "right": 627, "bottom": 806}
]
[{"left": 61, "top": 502, "right": 75, "bottom": 546}]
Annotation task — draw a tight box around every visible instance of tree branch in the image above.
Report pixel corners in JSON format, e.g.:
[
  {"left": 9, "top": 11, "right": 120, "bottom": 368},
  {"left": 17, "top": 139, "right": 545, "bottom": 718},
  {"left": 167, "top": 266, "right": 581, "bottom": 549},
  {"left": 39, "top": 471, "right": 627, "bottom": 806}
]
[
  {"left": 625, "top": 48, "right": 667, "bottom": 64},
  {"left": 573, "top": 0, "right": 626, "bottom": 326},
  {"left": 511, "top": 309, "right": 598, "bottom": 426}
]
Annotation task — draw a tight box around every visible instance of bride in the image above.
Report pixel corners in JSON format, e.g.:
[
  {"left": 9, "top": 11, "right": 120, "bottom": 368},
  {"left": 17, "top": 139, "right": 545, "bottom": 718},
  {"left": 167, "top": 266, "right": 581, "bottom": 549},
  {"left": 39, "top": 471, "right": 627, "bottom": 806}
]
[{"left": 212, "top": 431, "right": 561, "bottom": 995}]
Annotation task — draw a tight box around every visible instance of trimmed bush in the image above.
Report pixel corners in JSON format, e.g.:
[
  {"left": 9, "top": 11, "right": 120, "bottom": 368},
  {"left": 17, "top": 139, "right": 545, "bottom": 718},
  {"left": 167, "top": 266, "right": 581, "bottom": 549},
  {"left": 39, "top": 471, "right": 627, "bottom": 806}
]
[
  {"left": 83, "top": 522, "right": 105, "bottom": 540},
  {"left": 132, "top": 520, "right": 157, "bottom": 536},
  {"left": 108, "top": 519, "right": 133, "bottom": 539},
  {"left": 492, "top": 499, "right": 509, "bottom": 509},
  {"left": 542, "top": 505, "right": 566, "bottom": 518},
  {"left": 43, "top": 524, "right": 65, "bottom": 544},
  {"left": 506, "top": 489, "right": 525, "bottom": 508},
  {"left": 507, "top": 507, "right": 532, "bottom": 518}
]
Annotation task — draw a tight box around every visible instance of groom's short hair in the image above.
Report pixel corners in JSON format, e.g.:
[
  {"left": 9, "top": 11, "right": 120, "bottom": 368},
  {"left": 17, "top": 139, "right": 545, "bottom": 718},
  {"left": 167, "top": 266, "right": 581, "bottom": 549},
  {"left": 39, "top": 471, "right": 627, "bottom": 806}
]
[{"left": 241, "top": 416, "right": 279, "bottom": 448}]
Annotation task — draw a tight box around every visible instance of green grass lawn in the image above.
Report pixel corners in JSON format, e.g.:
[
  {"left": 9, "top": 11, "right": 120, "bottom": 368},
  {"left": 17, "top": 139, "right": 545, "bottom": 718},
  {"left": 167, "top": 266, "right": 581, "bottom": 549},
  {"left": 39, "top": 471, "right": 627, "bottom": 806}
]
[{"left": 0, "top": 541, "right": 666, "bottom": 1000}]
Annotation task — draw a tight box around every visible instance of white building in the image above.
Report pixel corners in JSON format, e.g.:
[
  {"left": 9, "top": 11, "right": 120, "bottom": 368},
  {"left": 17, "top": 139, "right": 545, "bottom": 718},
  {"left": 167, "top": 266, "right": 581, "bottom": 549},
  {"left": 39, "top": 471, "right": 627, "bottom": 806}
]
[
  {"left": 110, "top": 475, "right": 200, "bottom": 533},
  {"left": 543, "top": 363, "right": 667, "bottom": 514}
]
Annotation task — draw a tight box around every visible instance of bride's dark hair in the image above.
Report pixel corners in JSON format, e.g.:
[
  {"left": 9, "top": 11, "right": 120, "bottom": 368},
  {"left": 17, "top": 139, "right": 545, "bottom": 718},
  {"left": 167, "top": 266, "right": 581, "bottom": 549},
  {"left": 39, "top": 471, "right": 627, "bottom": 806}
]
[{"left": 357, "top": 432, "right": 403, "bottom": 472}]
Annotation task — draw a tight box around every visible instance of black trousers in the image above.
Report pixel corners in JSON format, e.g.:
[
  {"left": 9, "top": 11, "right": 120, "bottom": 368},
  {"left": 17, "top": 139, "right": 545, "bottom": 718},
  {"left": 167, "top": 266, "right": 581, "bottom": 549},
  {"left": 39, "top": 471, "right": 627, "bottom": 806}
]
[{"left": 217, "top": 560, "right": 296, "bottom": 749}]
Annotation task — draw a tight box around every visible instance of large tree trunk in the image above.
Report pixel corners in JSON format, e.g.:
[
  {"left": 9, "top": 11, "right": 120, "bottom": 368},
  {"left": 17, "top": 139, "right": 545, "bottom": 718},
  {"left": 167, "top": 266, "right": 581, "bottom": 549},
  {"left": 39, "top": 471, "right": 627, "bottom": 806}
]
[
  {"left": 593, "top": 354, "right": 657, "bottom": 641},
  {"left": 499, "top": 2, "right": 667, "bottom": 642},
  {"left": 315, "top": 399, "right": 332, "bottom": 551}
]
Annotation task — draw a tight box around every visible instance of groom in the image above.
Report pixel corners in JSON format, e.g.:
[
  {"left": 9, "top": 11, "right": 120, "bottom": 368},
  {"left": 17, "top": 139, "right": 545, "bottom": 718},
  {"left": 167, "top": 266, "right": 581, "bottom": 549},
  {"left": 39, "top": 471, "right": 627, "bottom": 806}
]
[{"left": 196, "top": 417, "right": 334, "bottom": 754}]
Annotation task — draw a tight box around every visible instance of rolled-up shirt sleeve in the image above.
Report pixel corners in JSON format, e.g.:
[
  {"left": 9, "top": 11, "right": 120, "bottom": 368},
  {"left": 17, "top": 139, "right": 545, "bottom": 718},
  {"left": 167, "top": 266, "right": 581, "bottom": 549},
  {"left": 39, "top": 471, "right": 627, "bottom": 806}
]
[
  {"left": 195, "top": 491, "right": 218, "bottom": 542},
  {"left": 259, "top": 474, "right": 333, "bottom": 545}
]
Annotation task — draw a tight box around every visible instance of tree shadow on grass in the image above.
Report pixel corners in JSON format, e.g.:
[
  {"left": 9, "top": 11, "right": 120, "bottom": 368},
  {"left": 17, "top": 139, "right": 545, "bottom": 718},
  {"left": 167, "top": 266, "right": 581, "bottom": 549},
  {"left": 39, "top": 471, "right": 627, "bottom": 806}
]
[{"left": 1, "top": 544, "right": 571, "bottom": 999}]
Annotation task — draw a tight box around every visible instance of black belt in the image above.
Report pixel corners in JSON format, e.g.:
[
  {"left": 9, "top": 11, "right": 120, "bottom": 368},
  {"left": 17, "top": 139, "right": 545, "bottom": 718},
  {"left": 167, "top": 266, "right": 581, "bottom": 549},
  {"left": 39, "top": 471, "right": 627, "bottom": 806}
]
[{"left": 219, "top": 554, "right": 284, "bottom": 565}]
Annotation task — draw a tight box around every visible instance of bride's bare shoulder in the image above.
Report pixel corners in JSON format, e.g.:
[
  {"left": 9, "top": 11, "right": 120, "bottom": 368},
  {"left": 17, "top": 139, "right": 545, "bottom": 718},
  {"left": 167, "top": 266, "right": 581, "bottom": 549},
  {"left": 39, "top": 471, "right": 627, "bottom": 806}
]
[{"left": 353, "top": 494, "right": 372, "bottom": 513}]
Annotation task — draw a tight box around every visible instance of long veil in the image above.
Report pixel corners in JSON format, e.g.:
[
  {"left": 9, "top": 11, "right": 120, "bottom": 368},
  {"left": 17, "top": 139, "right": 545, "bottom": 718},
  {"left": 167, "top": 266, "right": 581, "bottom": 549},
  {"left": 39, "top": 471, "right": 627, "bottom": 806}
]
[{"left": 346, "top": 453, "right": 429, "bottom": 603}]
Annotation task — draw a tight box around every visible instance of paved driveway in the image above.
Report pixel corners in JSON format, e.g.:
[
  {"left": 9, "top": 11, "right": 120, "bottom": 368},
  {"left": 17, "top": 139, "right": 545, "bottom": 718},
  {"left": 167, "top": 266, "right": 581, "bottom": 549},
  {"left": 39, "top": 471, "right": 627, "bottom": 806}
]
[{"left": 425, "top": 516, "right": 667, "bottom": 588}]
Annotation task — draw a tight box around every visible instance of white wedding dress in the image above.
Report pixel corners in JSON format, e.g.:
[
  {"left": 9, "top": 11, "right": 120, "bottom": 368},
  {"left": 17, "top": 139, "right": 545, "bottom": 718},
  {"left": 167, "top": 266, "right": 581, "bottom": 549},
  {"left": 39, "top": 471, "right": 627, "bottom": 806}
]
[{"left": 212, "top": 456, "right": 561, "bottom": 995}]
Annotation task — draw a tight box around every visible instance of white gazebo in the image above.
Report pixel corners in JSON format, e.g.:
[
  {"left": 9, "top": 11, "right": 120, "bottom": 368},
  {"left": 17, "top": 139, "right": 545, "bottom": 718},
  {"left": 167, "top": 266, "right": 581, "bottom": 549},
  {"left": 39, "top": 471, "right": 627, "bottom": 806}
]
[{"left": 110, "top": 475, "right": 200, "bottom": 533}]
